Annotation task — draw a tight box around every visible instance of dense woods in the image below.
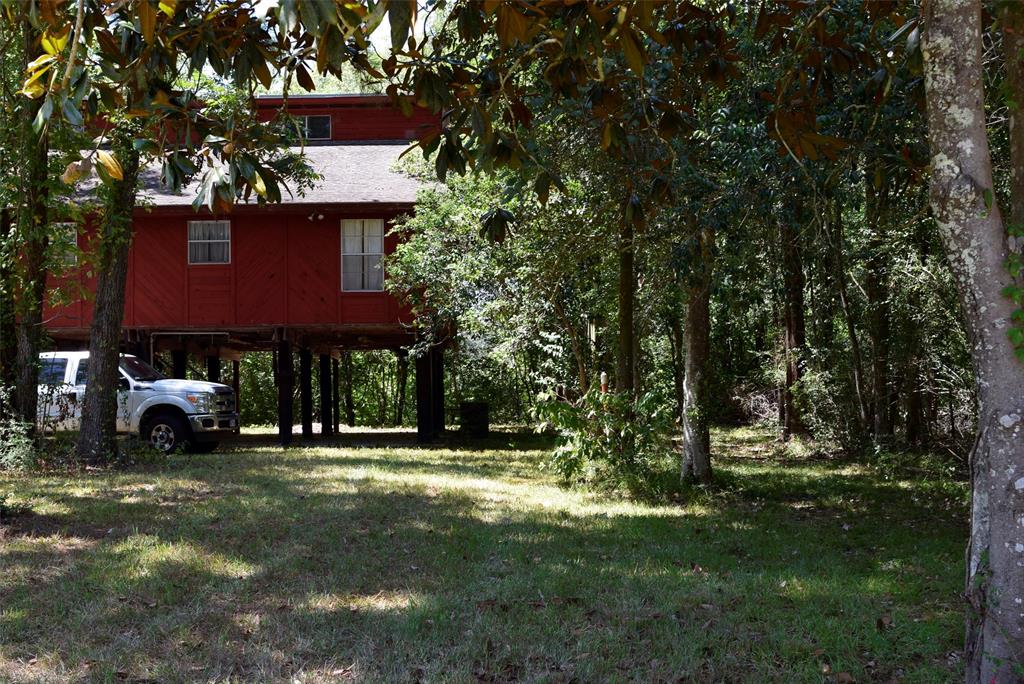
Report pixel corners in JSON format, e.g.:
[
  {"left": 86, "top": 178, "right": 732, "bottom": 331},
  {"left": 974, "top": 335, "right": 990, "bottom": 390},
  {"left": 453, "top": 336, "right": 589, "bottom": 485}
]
[{"left": 1, "top": 1, "right": 1022, "bottom": 681}]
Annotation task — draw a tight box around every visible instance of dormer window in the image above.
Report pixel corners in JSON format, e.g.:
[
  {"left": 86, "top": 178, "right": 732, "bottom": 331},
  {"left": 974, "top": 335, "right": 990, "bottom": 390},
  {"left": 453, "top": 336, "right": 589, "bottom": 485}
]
[{"left": 303, "top": 115, "right": 332, "bottom": 141}]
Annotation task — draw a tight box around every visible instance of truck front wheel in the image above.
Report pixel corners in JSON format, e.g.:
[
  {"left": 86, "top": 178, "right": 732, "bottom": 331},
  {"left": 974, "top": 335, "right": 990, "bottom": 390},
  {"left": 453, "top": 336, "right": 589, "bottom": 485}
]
[{"left": 143, "top": 413, "right": 191, "bottom": 454}]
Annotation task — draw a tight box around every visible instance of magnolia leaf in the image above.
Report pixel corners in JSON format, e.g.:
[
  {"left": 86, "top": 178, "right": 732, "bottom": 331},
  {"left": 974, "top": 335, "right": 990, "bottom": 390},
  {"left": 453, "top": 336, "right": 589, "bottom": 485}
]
[
  {"left": 496, "top": 4, "right": 528, "bottom": 48},
  {"left": 620, "top": 27, "right": 645, "bottom": 77},
  {"left": 27, "top": 53, "right": 57, "bottom": 71},
  {"left": 96, "top": 150, "right": 124, "bottom": 181},
  {"left": 535, "top": 172, "right": 551, "bottom": 205},
  {"left": 138, "top": 0, "right": 157, "bottom": 44},
  {"left": 158, "top": 0, "right": 176, "bottom": 17},
  {"left": 252, "top": 57, "right": 273, "bottom": 89},
  {"left": 61, "top": 160, "right": 87, "bottom": 185},
  {"left": 32, "top": 96, "right": 53, "bottom": 134},
  {"left": 389, "top": 0, "right": 415, "bottom": 54},
  {"left": 277, "top": 0, "right": 298, "bottom": 33},
  {"left": 61, "top": 97, "right": 84, "bottom": 127},
  {"left": 20, "top": 81, "right": 46, "bottom": 99},
  {"left": 252, "top": 171, "right": 267, "bottom": 198},
  {"left": 296, "top": 63, "right": 315, "bottom": 91},
  {"left": 41, "top": 25, "right": 70, "bottom": 56}
]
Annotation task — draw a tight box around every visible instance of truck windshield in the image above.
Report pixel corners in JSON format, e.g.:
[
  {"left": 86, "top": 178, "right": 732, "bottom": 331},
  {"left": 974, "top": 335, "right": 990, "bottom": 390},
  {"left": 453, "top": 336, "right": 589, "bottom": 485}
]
[{"left": 120, "top": 356, "right": 164, "bottom": 382}]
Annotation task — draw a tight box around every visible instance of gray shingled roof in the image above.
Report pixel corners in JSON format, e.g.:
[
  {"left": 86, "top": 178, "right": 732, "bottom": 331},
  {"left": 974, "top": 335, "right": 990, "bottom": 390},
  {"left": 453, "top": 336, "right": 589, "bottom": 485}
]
[{"left": 137, "top": 143, "right": 421, "bottom": 207}]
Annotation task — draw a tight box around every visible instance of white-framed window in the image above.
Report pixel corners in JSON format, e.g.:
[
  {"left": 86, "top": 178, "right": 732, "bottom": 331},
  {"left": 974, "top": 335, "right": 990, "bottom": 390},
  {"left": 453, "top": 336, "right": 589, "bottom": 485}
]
[
  {"left": 303, "top": 115, "right": 332, "bottom": 141},
  {"left": 341, "top": 218, "right": 384, "bottom": 291},
  {"left": 188, "top": 220, "right": 231, "bottom": 265},
  {"left": 54, "top": 222, "right": 79, "bottom": 266}
]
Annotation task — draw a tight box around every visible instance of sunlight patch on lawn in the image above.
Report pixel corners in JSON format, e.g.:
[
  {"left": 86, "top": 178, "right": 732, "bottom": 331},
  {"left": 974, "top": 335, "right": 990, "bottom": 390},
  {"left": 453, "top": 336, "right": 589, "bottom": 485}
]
[
  {"left": 336, "top": 466, "right": 714, "bottom": 520},
  {"left": 95, "top": 536, "right": 257, "bottom": 587},
  {"left": 301, "top": 589, "right": 423, "bottom": 614}
]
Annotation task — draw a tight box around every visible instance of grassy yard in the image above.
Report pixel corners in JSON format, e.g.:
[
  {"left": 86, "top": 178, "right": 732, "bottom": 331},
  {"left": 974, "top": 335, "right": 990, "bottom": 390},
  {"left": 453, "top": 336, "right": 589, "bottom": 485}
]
[{"left": 1, "top": 427, "right": 967, "bottom": 683}]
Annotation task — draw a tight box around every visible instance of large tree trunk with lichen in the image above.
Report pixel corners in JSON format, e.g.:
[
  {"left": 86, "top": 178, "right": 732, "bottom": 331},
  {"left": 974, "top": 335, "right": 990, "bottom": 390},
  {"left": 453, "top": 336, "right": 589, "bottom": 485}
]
[
  {"left": 75, "top": 135, "right": 141, "bottom": 464},
  {"left": 13, "top": 20, "right": 50, "bottom": 435},
  {"left": 922, "top": 3, "right": 1024, "bottom": 682},
  {"left": 680, "top": 226, "right": 714, "bottom": 484}
]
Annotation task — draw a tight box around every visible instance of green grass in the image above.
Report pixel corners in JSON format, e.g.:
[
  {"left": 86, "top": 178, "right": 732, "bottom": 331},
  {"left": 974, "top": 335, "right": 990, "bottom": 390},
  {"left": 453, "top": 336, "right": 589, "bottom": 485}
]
[{"left": 0, "top": 427, "right": 967, "bottom": 682}]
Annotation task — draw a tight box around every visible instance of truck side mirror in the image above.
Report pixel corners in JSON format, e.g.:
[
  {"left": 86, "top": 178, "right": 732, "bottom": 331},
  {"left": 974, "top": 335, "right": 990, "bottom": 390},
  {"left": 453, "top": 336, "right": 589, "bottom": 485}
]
[{"left": 118, "top": 378, "right": 130, "bottom": 391}]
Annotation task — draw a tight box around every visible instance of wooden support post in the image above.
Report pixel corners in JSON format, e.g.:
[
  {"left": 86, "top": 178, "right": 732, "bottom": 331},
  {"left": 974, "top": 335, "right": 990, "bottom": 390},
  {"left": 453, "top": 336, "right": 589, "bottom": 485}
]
[
  {"left": 394, "top": 349, "right": 408, "bottom": 426},
  {"left": 332, "top": 357, "right": 341, "bottom": 432},
  {"left": 171, "top": 349, "right": 188, "bottom": 379},
  {"left": 319, "top": 353, "right": 333, "bottom": 437},
  {"left": 415, "top": 350, "right": 432, "bottom": 443},
  {"left": 128, "top": 332, "right": 151, "bottom": 364},
  {"left": 206, "top": 355, "right": 221, "bottom": 384},
  {"left": 277, "top": 339, "right": 293, "bottom": 447},
  {"left": 232, "top": 359, "right": 240, "bottom": 404},
  {"left": 415, "top": 346, "right": 445, "bottom": 442},
  {"left": 299, "top": 347, "right": 313, "bottom": 439}
]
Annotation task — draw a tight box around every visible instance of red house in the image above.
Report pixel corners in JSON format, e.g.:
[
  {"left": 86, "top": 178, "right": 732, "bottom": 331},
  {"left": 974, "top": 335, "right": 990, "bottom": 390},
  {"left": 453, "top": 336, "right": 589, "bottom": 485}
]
[{"left": 45, "top": 95, "right": 445, "bottom": 442}]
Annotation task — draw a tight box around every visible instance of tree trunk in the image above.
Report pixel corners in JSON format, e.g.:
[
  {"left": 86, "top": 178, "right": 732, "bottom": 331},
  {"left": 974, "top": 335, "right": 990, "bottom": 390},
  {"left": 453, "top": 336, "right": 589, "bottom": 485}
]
[
  {"left": 342, "top": 351, "right": 355, "bottom": 427},
  {"left": 905, "top": 355, "right": 924, "bottom": 448},
  {"left": 394, "top": 350, "right": 408, "bottom": 426},
  {"left": 668, "top": 313, "right": 685, "bottom": 421},
  {"left": 1004, "top": 1, "right": 1024, "bottom": 231},
  {"left": 553, "top": 297, "right": 589, "bottom": 395},
  {"left": 779, "top": 216, "right": 807, "bottom": 439},
  {"left": 1, "top": 207, "right": 17, "bottom": 410},
  {"left": 830, "top": 202, "right": 870, "bottom": 432},
  {"left": 75, "top": 135, "right": 141, "bottom": 464},
  {"left": 13, "top": 20, "right": 50, "bottom": 435},
  {"left": 616, "top": 220, "right": 635, "bottom": 395},
  {"left": 864, "top": 166, "right": 892, "bottom": 440},
  {"left": 680, "top": 226, "right": 714, "bottom": 484},
  {"left": 922, "top": 4, "right": 1024, "bottom": 681}
]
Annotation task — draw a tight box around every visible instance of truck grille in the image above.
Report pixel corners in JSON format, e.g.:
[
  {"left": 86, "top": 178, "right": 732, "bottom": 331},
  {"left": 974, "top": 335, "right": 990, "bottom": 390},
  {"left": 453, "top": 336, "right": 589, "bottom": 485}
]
[{"left": 213, "top": 388, "right": 236, "bottom": 414}]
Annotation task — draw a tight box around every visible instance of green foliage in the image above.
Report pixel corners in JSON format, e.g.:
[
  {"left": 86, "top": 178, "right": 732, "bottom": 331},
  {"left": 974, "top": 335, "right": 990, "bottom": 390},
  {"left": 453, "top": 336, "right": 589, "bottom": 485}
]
[
  {"left": 0, "top": 397, "right": 34, "bottom": 471},
  {"left": 236, "top": 351, "right": 415, "bottom": 429},
  {"left": 536, "top": 389, "right": 676, "bottom": 498}
]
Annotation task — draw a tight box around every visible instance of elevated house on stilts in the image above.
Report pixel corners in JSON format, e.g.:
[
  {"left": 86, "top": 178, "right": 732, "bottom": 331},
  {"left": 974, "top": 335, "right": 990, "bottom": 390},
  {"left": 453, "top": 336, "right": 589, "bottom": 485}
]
[{"left": 44, "top": 95, "right": 446, "bottom": 443}]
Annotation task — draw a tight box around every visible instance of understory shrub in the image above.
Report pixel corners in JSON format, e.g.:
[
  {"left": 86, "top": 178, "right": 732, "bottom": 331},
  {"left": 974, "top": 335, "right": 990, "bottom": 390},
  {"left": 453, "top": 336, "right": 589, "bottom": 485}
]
[
  {"left": 0, "top": 387, "right": 35, "bottom": 470},
  {"left": 536, "top": 388, "right": 676, "bottom": 497}
]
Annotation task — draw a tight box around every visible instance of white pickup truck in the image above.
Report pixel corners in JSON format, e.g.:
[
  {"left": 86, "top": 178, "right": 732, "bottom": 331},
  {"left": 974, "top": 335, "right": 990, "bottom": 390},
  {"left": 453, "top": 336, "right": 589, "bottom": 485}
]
[{"left": 37, "top": 351, "right": 240, "bottom": 453}]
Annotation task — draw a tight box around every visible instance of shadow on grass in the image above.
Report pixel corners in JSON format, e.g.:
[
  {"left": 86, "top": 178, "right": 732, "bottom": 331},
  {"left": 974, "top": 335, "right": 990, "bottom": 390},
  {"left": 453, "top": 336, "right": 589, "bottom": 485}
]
[{"left": 1, "top": 429, "right": 967, "bottom": 683}]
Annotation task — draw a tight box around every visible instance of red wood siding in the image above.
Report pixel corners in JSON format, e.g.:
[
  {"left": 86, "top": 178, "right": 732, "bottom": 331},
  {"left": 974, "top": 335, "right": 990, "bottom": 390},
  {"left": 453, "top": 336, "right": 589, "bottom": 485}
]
[
  {"left": 44, "top": 207, "right": 411, "bottom": 334},
  {"left": 235, "top": 217, "right": 287, "bottom": 325},
  {"left": 287, "top": 216, "right": 337, "bottom": 324},
  {"left": 132, "top": 218, "right": 186, "bottom": 326},
  {"left": 256, "top": 95, "right": 438, "bottom": 142}
]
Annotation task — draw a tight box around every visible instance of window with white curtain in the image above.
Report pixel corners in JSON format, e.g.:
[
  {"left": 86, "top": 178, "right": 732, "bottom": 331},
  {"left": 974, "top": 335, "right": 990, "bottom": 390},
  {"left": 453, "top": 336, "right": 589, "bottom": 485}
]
[
  {"left": 341, "top": 218, "right": 384, "bottom": 291},
  {"left": 188, "top": 220, "right": 230, "bottom": 264}
]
